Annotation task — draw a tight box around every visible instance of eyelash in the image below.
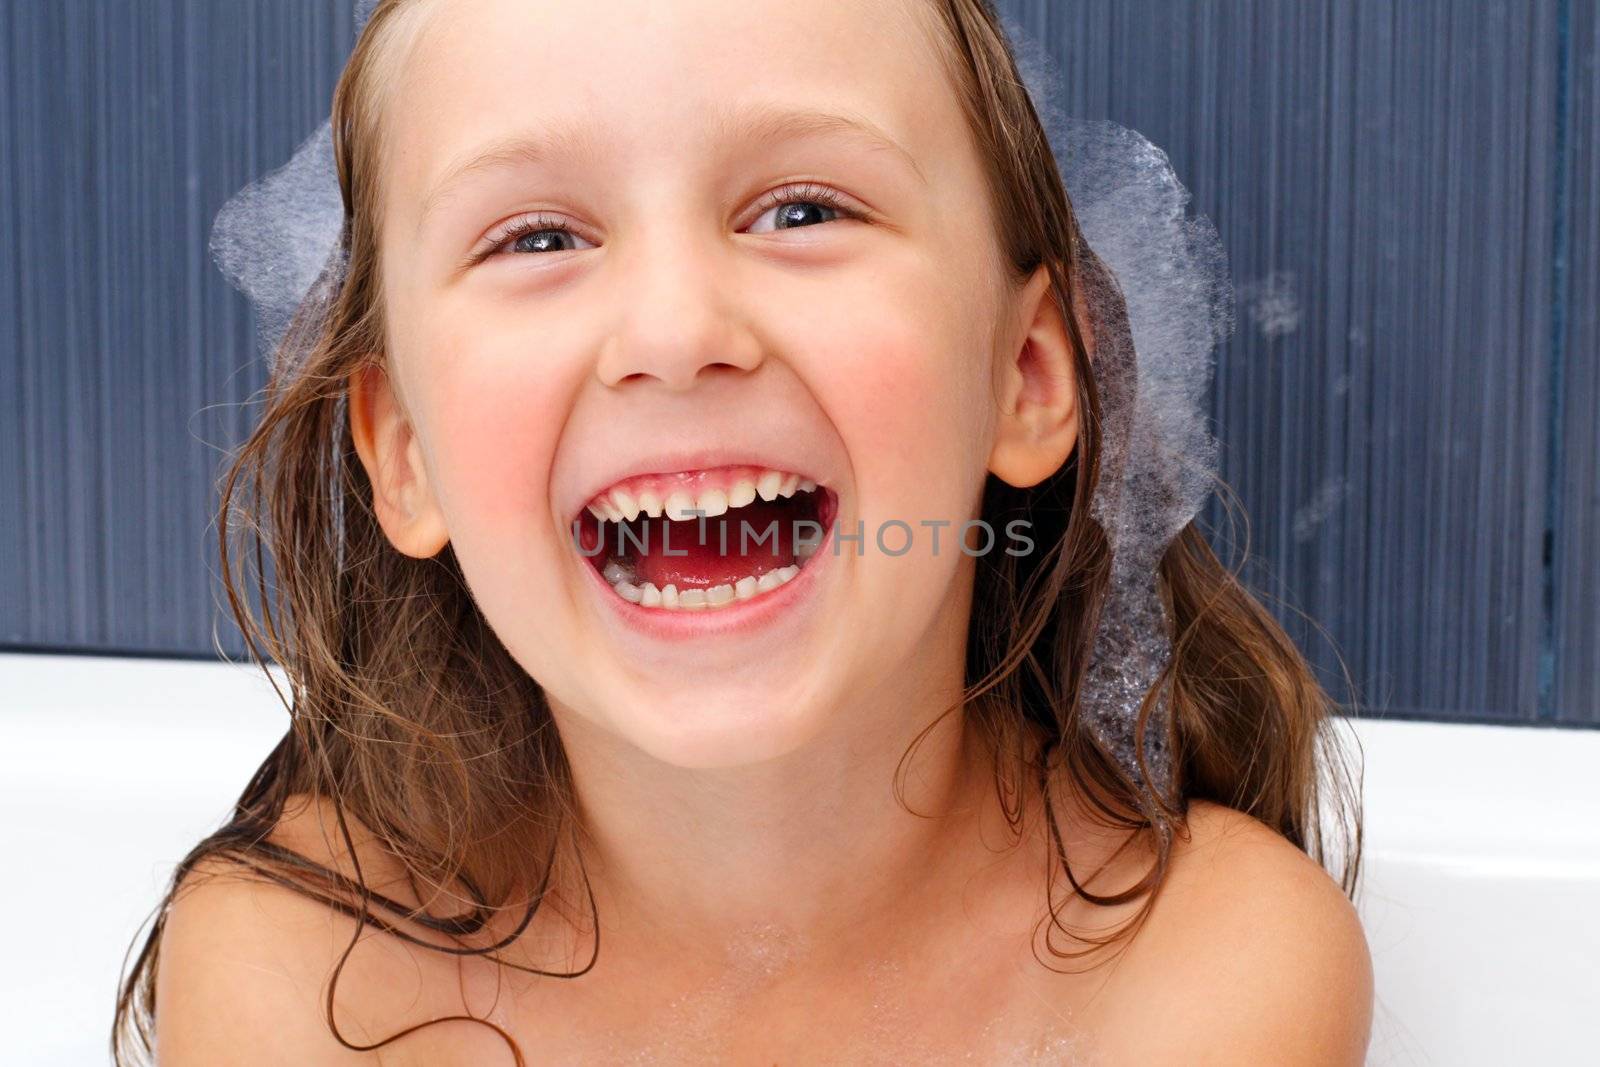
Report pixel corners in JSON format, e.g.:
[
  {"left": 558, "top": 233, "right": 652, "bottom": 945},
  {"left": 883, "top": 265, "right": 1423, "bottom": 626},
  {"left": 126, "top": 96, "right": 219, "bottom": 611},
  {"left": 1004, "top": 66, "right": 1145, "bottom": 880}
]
[{"left": 474, "top": 182, "right": 869, "bottom": 263}]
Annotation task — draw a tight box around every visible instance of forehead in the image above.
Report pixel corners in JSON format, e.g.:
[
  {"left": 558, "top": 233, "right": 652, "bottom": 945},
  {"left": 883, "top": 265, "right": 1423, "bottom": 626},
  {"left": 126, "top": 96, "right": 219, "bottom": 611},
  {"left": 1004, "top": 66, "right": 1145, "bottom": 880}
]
[{"left": 381, "top": 0, "right": 960, "bottom": 224}]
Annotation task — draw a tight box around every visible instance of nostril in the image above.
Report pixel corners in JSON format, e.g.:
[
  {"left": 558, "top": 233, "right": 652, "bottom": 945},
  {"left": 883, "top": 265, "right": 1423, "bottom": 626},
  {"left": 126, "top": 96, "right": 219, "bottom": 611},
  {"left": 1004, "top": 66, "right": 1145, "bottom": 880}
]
[{"left": 614, "top": 360, "right": 745, "bottom": 383}]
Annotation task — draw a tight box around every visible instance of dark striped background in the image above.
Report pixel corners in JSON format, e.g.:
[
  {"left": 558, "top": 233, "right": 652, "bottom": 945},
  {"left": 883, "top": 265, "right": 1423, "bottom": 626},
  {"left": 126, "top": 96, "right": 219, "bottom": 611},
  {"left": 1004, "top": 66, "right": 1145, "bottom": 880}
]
[{"left": 2, "top": 1, "right": 1594, "bottom": 725}]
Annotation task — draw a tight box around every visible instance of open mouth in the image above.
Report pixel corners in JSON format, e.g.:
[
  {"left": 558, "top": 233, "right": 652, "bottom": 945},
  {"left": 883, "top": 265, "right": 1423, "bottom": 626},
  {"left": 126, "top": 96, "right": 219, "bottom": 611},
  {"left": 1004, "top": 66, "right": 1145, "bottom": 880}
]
[{"left": 574, "top": 464, "right": 838, "bottom": 612}]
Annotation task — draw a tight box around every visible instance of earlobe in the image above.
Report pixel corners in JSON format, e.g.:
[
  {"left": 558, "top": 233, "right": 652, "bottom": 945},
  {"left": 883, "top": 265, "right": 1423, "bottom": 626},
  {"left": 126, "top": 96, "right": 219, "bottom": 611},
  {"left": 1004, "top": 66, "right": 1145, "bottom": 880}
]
[
  {"left": 987, "top": 265, "right": 1087, "bottom": 489},
  {"left": 347, "top": 363, "right": 450, "bottom": 559}
]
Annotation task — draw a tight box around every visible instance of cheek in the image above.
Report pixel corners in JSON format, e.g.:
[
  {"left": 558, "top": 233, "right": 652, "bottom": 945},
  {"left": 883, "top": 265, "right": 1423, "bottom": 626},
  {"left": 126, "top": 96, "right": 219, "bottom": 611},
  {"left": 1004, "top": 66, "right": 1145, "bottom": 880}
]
[
  {"left": 813, "top": 307, "right": 993, "bottom": 515},
  {"left": 412, "top": 343, "right": 573, "bottom": 535}
]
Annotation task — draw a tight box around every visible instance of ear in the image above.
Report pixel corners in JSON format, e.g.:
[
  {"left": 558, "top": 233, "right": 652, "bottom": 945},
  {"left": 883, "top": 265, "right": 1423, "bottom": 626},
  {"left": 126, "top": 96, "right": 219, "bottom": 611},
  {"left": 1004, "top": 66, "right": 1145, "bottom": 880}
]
[
  {"left": 348, "top": 363, "right": 450, "bottom": 558},
  {"left": 987, "top": 264, "right": 1088, "bottom": 489}
]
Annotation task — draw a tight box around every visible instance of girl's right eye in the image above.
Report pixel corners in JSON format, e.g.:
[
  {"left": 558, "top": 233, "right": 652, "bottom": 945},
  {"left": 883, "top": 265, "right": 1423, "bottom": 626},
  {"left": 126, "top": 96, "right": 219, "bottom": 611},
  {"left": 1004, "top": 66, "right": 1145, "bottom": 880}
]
[{"left": 479, "top": 213, "right": 596, "bottom": 261}]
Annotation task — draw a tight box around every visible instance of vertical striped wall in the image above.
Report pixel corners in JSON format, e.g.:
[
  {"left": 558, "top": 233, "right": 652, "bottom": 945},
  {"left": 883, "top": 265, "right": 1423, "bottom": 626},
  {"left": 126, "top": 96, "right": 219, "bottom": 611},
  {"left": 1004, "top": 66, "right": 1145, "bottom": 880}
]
[
  {"left": 1019, "top": 0, "right": 1594, "bottom": 724},
  {"left": 1, "top": 1, "right": 1594, "bottom": 725},
  {"left": 1, "top": 0, "right": 361, "bottom": 656}
]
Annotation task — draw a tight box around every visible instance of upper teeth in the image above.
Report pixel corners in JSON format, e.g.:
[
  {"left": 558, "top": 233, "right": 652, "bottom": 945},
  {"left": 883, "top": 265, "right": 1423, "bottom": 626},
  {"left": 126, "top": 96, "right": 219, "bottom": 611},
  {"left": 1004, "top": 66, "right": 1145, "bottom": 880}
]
[{"left": 587, "top": 468, "right": 817, "bottom": 523}]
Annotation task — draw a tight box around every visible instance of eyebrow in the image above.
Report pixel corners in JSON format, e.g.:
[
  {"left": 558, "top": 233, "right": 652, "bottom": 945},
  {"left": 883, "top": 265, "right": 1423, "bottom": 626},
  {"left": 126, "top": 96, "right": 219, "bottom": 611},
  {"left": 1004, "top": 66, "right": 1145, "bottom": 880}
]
[{"left": 415, "top": 102, "right": 928, "bottom": 234}]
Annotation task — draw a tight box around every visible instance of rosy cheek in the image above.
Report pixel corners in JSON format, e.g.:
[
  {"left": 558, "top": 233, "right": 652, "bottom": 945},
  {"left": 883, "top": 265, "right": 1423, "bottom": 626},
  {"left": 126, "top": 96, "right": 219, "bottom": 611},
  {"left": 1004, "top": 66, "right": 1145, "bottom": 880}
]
[
  {"left": 820, "top": 321, "right": 981, "bottom": 513},
  {"left": 844, "top": 352, "right": 911, "bottom": 435},
  {"left": 419, "top": 356, "right": 567, "bottom": 533}
]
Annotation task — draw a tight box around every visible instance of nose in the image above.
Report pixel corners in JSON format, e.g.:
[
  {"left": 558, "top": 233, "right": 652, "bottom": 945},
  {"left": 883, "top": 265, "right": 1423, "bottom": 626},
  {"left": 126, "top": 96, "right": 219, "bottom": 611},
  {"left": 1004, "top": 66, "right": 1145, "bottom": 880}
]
[{"left": 594, "top": 234, "right": 764, "bottom": 391}]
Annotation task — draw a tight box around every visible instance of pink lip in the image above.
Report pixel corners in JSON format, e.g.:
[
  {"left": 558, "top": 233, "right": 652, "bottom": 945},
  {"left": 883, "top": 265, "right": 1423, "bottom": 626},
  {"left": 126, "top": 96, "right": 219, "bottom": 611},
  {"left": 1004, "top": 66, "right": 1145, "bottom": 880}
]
[{"left": 576, "top": 522, "right": 835, "bottom": 641}]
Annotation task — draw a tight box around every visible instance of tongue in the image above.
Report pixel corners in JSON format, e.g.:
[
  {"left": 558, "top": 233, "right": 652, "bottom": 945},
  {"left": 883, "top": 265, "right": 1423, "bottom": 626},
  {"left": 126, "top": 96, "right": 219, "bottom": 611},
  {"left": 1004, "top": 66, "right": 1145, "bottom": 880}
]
[{"left": 632, "top": 500, "right": 804, "bottom": 589}]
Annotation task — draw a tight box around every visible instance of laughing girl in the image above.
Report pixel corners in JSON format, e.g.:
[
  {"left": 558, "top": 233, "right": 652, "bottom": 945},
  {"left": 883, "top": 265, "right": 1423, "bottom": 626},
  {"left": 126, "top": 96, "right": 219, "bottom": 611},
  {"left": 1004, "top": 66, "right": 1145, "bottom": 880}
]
[{"left": 117, "top": 1, "right": 1371, "bottom": 1063}]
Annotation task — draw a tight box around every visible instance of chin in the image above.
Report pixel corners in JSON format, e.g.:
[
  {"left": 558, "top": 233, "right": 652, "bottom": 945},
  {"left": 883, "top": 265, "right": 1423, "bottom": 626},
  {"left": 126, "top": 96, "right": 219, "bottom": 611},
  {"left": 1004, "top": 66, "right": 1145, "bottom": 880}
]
[{"left": 596, "top": 681, "right": 830, "bottom": 770}]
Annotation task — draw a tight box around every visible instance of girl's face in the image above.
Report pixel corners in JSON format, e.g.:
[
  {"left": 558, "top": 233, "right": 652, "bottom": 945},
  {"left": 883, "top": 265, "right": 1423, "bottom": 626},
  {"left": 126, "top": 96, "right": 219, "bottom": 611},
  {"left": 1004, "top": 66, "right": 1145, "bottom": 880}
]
[{"left": 355, "top": 0, "right": 1075, "bottom": 768}]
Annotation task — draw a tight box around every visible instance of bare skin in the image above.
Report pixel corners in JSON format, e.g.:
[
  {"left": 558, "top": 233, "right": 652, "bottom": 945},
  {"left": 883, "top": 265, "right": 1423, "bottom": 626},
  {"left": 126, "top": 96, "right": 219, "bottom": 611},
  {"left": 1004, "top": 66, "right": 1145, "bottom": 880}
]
[
  {"left": 153, "top": 0, "right": 1371, "bottom": 1061},
  {"left": 156, "top": 747, "right": 1370, "bottom": 1065}
]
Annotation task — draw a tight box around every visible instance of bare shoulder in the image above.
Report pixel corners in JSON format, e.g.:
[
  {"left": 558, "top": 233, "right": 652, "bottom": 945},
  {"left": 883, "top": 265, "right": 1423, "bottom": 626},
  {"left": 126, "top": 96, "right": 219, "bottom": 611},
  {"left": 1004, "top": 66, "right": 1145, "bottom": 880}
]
[
  {"left": 1084, "top": 800, "right": 1373, "bottom": 1066},
  {"left": 154, "top": 795, "right": 437, "bottom": 1065}
]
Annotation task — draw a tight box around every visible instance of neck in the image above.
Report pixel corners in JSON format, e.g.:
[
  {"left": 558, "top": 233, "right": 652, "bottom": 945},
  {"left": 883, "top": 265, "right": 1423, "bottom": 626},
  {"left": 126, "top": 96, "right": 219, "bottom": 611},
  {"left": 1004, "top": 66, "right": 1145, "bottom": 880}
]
[{"left": 549, "top": 658, "right": 1020, "bottom": 980}]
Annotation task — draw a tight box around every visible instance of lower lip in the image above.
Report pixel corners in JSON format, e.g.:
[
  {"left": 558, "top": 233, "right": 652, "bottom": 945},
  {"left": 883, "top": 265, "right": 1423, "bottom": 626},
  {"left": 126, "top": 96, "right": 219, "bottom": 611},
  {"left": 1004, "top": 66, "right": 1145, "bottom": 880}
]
[{"left": 577, "top": 526, "right": 834, "bottom": 641}]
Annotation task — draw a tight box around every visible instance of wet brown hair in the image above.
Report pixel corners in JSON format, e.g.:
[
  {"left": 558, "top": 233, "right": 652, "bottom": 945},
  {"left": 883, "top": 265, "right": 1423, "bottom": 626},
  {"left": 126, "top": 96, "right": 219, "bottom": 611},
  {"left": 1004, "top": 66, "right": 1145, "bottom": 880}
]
[{"left": 113, "top": 0, "right": 1361, "bottom": 1062}]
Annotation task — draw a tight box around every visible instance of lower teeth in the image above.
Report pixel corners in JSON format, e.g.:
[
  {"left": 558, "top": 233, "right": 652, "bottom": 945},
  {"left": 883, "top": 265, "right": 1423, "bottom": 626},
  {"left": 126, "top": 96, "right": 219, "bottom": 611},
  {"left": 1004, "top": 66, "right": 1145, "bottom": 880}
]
[{"left": 604, "top": 565, "right": 802, "bottom": 610}]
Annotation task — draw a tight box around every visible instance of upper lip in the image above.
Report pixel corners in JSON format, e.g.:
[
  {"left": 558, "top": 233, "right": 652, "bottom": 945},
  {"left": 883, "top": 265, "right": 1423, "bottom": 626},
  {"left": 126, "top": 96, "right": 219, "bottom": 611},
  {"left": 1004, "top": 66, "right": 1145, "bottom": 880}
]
[{"left": 565, "top": 446, "right": 830, "bottom": 523}]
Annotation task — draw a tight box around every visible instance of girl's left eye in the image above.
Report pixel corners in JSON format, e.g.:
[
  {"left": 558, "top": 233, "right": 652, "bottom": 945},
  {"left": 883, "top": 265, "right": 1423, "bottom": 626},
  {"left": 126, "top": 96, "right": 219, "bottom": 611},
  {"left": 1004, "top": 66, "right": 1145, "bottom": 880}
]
[
  {"left": 475, "top": 182, "right": 870, "bottom": 263},
  {"left": 744, "top": 182, "right": 869, "bottom": 236}
]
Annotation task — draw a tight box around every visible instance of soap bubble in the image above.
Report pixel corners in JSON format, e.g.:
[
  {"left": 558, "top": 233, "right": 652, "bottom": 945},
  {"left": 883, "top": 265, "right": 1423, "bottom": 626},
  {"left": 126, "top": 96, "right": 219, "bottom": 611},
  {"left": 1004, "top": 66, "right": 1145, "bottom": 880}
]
[
  {"left": 208, "top": 118, "right": 346, "bottom": 373},
  {"left": 1006, "top": 16, "right": 1233, "bottom": 800}
]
